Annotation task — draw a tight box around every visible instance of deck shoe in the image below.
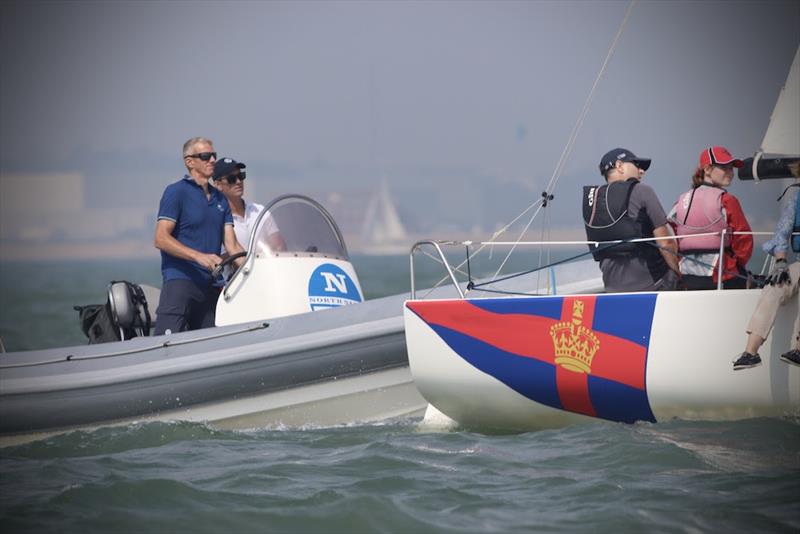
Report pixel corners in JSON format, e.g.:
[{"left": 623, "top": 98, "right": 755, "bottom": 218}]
[
  {"left": 733, "top": 352, "right": 762, "bottom": 370},
  {"left": 779, "top": 349, "right": 800, "bottom": 367}
]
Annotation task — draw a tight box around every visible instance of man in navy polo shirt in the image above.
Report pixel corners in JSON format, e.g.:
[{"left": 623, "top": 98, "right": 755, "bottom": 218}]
[{"left": 153, "top": 137, "right": 246, "bottom": 335}]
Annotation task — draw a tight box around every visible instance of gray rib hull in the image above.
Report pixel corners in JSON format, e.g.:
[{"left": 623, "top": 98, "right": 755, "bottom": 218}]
[
  {"left": 0, "top": 291, "right": 426, "bottom": 445},
  {"left": 0, "top": 260, "right": 602, "bottom": 446}
]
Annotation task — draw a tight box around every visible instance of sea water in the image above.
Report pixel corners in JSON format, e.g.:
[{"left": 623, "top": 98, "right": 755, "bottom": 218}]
[{"left": 1, "top": 258, "right": 798, "bottom": 532}]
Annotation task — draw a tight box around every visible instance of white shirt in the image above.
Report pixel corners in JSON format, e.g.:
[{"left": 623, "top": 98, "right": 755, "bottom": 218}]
[
  {"left": 231, "top": 200, "right": 265, "bottom": 250},
  {"left": 222, "top": 200, "right": 279, "bottom": 254},
  {"left": 221, "top": 200, "right": 279, "bottom": 279}
]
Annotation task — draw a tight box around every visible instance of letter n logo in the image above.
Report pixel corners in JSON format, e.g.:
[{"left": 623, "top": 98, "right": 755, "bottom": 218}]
[{"left": 321, "top": 272, "right": 348, "bottom": 293}]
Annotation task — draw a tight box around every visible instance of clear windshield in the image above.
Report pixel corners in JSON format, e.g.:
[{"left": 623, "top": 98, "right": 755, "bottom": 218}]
[{"left": 252, "top": 195, "right": 348, "bottom": 259}]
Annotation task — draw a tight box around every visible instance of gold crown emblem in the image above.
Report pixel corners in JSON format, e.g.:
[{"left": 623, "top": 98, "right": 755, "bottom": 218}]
[{"left": 549, "top": 300, "right": 600, "bottom": 374}]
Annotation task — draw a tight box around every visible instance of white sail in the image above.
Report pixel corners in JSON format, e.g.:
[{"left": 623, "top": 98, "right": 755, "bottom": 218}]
[
  {"left": 360, "top": 178, "right": 407, "bottom": 248},
  {"left": 761, "top": 46, "right": 800, "bottom": 155}
]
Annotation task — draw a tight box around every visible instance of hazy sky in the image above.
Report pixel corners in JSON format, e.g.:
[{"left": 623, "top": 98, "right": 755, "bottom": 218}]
[{"left": 1, "top": 0, "right": 799, "bottom": 235}]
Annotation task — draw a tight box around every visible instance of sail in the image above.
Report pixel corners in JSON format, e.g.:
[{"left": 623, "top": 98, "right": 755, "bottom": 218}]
[
  {"left": 761, "top": 46, "right": 800, "bottom": 155},
  {"left": 360, "top": 178, "right": 407, "bottom": 247}
]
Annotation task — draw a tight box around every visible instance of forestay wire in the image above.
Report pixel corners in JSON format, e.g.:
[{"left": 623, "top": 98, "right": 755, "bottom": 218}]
[
  {"left": 422, "top": 0, "right": 638, "bottom": 298},
  {"left": 489, "top": 0, "right": 637, "bottom": 281}
]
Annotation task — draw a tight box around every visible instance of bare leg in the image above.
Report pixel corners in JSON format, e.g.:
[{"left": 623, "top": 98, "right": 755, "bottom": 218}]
[{"left": 745, "top": 333, "right": 765, "bottom": 355}]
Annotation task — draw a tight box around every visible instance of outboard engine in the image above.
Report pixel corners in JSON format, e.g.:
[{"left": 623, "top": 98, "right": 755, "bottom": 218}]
[
  {"left": 214, "top": 195, "right": 364, "bottom": 326},
  {"left": 75, "top": 281, "right": 160, "bottom": 343},
  {"left": 107, "top": 281, "right": 160, "bottom": 339}
]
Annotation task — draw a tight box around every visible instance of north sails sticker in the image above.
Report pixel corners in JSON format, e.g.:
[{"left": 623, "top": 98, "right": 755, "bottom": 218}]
[{"left": 308, "top": 264, "right": 362, "bottom": 311}]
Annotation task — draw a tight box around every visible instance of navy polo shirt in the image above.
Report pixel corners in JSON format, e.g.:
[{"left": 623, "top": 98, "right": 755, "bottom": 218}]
[{"left": 157, "top": 176, "right": 233, "bottom": 286}]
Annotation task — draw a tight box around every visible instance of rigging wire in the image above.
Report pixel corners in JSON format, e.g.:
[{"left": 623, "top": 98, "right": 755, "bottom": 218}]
[
  {"left": 543, "top": 0, "right": 637, "bottom": 195},
  {"left": 417, "top": 0, "right": 638, "bottom": 298},
  {"left": 420, "top": 196, "right": 546, "bottom": 299},
  {"left": 489, "top": 199, "right": 547, "bottom": 279},
  {"left": 537, "top": 195, "right": 553, "bottom": 293},
  {"left": 486, "top": 0, "right": 638, "bottom": 283}
]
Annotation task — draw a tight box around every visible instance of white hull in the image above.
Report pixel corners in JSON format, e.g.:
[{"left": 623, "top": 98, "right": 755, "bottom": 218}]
[{"left": 404, "top": 289, "right": 799, "bottom": 431}]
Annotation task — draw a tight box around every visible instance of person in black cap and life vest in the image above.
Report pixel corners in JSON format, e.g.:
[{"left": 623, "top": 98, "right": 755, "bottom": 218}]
[
  {"left": 667, "top": 146, "right": 753, "bottom": 290},
  {"left": 733, "top": 168, "right": 800, "bottom": 370},
  {"left": 583, "top": 147, "right": 680, "bottom": 292}
]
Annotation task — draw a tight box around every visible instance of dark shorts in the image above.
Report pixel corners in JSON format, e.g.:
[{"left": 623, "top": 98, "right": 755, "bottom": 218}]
[{"left": 154, "top": 279, "right": 220, "bottom": 335}]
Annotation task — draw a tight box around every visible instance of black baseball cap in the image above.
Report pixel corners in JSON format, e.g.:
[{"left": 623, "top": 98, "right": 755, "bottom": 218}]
[
  {"left": 598, "top": 148, "right": 651, "bottom": 176},
  {"left": 213, "top": 157, "right": 246, "bottom": 180}
]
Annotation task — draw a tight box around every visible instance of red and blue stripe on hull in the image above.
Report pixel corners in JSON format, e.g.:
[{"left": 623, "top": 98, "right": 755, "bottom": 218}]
[{"left": 406, "top": 294, "right": 658, "bottom": 424}]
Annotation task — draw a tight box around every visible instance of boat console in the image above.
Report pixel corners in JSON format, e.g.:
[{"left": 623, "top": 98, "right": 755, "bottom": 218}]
[{"left": 215, "top": 194, "right": 364, "bottom": 326}]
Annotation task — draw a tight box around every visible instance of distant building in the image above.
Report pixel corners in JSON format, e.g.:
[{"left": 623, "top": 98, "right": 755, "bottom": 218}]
[
  {"left": 0, "top": 172, "right": 154, "bottom": 260},
  {"left": 0, "top": 172, "right": 85, "bottom": 241}
]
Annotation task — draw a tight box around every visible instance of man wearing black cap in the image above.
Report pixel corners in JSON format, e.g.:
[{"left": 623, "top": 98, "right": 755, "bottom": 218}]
[
  {"left": 152, "top": 137, "right": 246, "bottom": 335},
  {"left": 212, "top": 157, "right": 285, "bottom": 256},
  {"left": 582, "top": 148, "right": 680, "bottom": 292}
]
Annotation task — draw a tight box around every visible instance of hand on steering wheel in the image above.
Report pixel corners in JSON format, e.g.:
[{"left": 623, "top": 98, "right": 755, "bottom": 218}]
[{"left": 211, "top": 251, "right": 247, "bottom": 280}]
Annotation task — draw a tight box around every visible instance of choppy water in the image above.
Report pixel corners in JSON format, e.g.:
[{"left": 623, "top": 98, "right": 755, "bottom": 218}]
[
  {"left": 1, "top": 258, "right": 799, "bottom": 532},
  {"left": 2, "top": 418, "right": 798, "bottom": 532}
]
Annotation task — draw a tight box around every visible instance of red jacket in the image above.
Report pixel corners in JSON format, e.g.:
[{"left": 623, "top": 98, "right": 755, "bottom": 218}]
[{"left": 718, "top": 193, "right": 753, "bottom": 281}]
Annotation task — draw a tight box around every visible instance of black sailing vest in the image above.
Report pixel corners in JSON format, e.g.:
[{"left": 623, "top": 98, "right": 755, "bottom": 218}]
[{"left": 582, "top": 178, "right": 655, "bottom": 261}]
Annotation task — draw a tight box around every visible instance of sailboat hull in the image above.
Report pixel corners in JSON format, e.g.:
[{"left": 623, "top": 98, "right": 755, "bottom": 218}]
[{"left": 404, "top": 290, "right": 800, "bottom": 431}]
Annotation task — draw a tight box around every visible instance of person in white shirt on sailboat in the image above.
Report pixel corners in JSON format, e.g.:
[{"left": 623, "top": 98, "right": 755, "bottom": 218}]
[
  {"left": 733, "top": 170, "right": 800, "bottom": 370},
  {"left": 212, "top": 158, "right": 286, "bottom": 261}
]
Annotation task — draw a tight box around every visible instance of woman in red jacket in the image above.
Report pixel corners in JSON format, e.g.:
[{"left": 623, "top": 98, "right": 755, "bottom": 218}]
[{"left": 668, "top": 146, "right": 753, "bottom": 289}]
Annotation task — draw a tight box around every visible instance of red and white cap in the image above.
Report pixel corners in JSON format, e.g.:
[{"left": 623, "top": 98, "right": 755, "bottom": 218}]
[{"left": 699, "top": 146, "right": 743, "bottom": 168}]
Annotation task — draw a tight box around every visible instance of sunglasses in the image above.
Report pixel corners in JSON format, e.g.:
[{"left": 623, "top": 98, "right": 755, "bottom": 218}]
[
  {"left": 186, "top": 151, "right": 217, "bottom": 162},
  {"left": 223, "top": 171, "right": 246, "bottom": 184}
]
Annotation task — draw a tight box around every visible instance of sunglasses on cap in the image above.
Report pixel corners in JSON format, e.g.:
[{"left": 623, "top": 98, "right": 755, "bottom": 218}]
[
  {"left": 223, "top": 171, "right": 246, "bottom": 184},
  {"left": 185, "top": 151, "right": 217, "bottom": 162}
]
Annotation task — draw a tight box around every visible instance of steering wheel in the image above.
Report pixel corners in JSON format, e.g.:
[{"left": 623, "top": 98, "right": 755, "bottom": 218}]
[{"left": 211, "top": 252, "right": 247, "bottom": 281}]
